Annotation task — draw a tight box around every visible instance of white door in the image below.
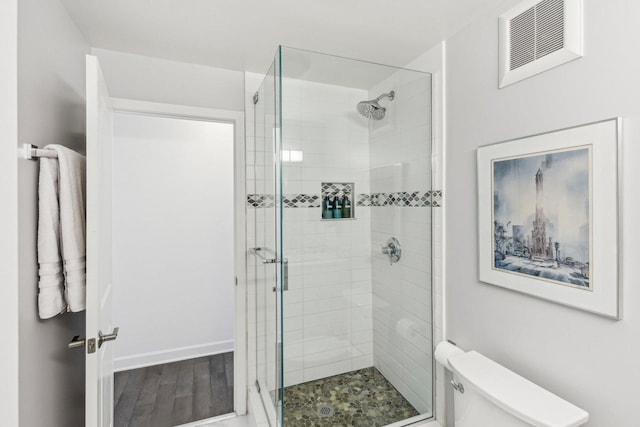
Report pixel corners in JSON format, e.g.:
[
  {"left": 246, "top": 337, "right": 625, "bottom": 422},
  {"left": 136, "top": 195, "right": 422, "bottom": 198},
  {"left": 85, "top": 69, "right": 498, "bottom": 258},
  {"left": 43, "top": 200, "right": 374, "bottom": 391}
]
[{"left": 85, "top": 54, "right": 117, "bottom": 427}]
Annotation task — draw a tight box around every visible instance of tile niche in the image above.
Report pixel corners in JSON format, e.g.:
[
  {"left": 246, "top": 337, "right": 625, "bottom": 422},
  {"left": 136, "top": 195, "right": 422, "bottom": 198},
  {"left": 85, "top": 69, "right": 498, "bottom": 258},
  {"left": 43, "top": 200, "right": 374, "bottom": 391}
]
[{"left": 321, "top": 182, "right": 355, "bottom": 220}]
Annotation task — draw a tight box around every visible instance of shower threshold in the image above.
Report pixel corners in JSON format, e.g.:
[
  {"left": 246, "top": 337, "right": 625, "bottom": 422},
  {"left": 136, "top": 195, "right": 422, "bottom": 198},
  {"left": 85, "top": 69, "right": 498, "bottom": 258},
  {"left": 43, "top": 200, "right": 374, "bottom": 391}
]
[{"left": 284, "top": 367, "right": 419, "bottom": 427}]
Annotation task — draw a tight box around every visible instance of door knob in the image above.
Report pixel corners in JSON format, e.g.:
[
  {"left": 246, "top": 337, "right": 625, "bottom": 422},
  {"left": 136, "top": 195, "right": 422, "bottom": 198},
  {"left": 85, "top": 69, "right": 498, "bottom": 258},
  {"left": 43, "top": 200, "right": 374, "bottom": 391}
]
[{"left": 98, "top": 327, "right": 119, "bottom": 348}]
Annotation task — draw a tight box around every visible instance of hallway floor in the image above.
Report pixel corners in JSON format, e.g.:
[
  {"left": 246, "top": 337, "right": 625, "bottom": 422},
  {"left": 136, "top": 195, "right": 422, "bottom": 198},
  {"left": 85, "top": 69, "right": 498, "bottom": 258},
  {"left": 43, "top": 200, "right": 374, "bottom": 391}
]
[
  {"left": 114, "top": 352, "right": 234, "bottom": 427},
  {"left": 283, "top": 367, "right": 419, "bottom": 427}
]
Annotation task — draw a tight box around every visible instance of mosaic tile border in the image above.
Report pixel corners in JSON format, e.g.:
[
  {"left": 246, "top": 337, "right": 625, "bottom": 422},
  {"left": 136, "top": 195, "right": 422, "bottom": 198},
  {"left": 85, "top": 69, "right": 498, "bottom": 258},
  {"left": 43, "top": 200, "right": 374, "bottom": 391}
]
[
  {"left": 321, "top": 182, "right": 353, "bottom": 199},
  {"left": 357, "top": 191, "right": 431, "bottom": 207},
  {"left": 283, "top": 194, "right": 321, "bottom": 208},
  {"left": 431, "top": 190, "right": 442, "bottom": 207},
  {"left": 247, "top": 191, "right": 442, "bottom": 208},
  {"left": 247, "top": 194, "right": 274, "bottom": 208}
]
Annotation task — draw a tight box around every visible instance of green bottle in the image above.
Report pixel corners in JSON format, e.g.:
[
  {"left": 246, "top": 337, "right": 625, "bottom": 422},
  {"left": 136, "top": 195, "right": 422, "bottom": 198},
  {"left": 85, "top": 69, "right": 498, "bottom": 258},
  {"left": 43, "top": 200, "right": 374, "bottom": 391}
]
[
  {"left": 322, "top": 195, "right": 333, "bottom": 219},
  {"left": 333, "top": 195, "right": 342, "bottom": 218},
  {"left": 342, "top": 195, "right": 351, "bottom": 218}
]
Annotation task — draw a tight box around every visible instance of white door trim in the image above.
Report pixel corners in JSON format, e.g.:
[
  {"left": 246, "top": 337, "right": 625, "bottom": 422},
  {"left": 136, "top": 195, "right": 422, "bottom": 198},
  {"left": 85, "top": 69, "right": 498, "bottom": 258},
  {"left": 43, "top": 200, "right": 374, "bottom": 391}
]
[
  {"left": 0, "top": 0, "right": 19, "bottom": 424},
  {"left": 110, "top": 98, "right": 247, "bottom": 415}
]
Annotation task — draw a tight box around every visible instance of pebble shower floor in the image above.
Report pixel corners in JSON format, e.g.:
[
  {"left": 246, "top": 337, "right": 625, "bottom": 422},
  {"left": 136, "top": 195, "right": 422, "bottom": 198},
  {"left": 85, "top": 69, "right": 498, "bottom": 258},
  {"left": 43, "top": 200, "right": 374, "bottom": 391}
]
[{"left": 283, "top": 367, "right": 419, "bottom": 426}]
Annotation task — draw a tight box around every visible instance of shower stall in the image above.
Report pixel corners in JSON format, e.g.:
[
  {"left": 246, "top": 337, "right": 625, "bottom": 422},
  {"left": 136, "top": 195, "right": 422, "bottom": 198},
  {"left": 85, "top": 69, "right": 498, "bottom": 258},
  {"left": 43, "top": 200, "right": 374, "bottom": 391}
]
[{"left": 247, "top": 46, "right": 434, "bottom": 427}]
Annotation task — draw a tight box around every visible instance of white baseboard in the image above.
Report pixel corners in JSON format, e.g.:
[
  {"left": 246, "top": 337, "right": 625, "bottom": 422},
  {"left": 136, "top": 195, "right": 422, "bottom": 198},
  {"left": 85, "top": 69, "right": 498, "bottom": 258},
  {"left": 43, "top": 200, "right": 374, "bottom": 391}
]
[{"left": 114, "top": 340, "right": 234, "bottom": 372}]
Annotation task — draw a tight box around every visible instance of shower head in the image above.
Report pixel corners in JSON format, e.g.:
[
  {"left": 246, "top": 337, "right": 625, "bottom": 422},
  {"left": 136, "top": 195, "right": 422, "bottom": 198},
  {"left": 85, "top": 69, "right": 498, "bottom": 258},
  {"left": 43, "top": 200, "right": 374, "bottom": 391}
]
[{"left": 356, "top": 90, "right": 395, "bottom": 120}]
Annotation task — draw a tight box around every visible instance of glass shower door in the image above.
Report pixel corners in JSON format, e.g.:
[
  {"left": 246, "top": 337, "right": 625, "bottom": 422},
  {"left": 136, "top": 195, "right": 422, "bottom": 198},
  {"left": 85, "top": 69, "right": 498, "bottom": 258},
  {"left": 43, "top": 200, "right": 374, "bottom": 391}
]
[
  {"left": 276, "top": 46, "right": 434, "bottom": 426},
  {"left": 252, "top": 59, "right": 283, "bottom": 427}
]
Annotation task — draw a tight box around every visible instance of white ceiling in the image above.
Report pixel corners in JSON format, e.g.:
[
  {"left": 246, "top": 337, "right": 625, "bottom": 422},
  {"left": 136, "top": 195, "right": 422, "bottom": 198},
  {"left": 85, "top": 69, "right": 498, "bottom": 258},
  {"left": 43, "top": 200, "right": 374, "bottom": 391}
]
[{"left": 60, "top": 0, "right": 516, "bottom": 74}]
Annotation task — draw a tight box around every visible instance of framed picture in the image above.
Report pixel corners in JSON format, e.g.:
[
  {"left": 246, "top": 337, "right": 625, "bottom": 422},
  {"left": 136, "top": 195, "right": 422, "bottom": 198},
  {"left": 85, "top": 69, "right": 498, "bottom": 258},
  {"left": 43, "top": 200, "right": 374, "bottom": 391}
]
[{"left": 477, "top": 118, "right": 621, "bottom": 319}]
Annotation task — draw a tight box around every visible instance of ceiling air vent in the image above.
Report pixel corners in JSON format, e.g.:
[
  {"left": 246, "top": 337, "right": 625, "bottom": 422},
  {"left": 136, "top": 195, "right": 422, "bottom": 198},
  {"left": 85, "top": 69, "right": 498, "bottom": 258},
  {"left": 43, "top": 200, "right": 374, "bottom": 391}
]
[{"left": 499, "top": 0, "right": 583, "bottom": 88}]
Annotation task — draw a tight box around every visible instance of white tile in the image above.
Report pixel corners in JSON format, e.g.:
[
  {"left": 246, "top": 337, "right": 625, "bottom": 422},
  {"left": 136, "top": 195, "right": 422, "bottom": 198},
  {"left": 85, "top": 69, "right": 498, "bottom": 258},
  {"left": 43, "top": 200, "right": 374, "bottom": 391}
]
[
  {"left": 284, "top": 315, "right": 303, "bottom": 332},
  {"left": 302, "top": 309, "right": 350, "bottom": 329},
  {"left": 284, "top": 339, "right": 304, "bottom": 360},
  {"left": 400, "top": 383, "right": 432, "bottom": 415},
  {"left": 304, "top": 320, "right": 351, "bottom": 341},
  {"left": 302, "top": 284, "right": 345, "bottom": 301},
  {"left": 303, "top": 334, "right": 351, "bottom": 355},
  {"left": 300, "top": 167, "right": 325, "bottom": 181},
  {"left": 351, "top": 328, "right": 373, "bottom": 345},
  {"left": 351, "top": 268, "right": 371, "bottom": 282},
  {"left": 284, "top": 356, "right": 304, "bottom": 374},
  {"left": 300, "top": 181, "right": 319, "bottom": 194},
  {"left": 402, "top": 371, "right": 433, "bottom": 412},
  {"left": 351, "top": 304, "right": 372, "bottom": 320},
  {"left": 351, "top": 354, "right": 374, "bottom": 371},
  {"left": 303, "top": 360, "right": 352, "bottom": 383},
  {"left": 350, "top": 292, "right": 372, "bottom": 308},
  {"left": 283, "top": 302, "right": 303, "bottom": 319},
  {"left": 284, "top": 370, "right": 304, "bottom": 387},
  {"left": 352, "top": 317, "right": 373, "bottom": 333},
  {"left": 303, "top": 347, "right": 353, "bottom": 369},
  {"left": 304, "top": 270, "right": 348, "bottom": 287},
  {"left": 351, "top": 280, "right": 372, "bottom": 296},
  {"left": 303, "top": 296, "right": 350, "bottom": 315}
]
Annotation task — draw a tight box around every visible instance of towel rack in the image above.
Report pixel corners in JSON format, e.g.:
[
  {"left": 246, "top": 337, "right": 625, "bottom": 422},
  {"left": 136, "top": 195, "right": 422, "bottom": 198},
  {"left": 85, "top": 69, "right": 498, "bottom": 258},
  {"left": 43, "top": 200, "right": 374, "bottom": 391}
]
[{"left": 23, "top": 143, "right": 58, "bottom": 160}]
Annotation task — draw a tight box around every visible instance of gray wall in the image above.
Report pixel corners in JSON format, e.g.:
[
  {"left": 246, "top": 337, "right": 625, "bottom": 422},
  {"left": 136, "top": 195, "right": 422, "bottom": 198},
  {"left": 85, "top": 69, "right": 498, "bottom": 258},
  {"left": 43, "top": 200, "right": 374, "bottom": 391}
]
[
  {"left": 18, "top": 0, "right": 89, "bottom": 425},
  {"left": 445, "top": 1, "right": 639, "bottom": 426}
]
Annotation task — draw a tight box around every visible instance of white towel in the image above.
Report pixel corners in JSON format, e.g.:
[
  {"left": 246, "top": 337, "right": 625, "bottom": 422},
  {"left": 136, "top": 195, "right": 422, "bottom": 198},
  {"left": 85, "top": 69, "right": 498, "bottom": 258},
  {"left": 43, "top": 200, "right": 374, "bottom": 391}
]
[
  {"left": 37, "top": 144, "right": 86, "bottom": 318},
  {"left": 37, "top": 155, "right": 65, "bottom": 319}
]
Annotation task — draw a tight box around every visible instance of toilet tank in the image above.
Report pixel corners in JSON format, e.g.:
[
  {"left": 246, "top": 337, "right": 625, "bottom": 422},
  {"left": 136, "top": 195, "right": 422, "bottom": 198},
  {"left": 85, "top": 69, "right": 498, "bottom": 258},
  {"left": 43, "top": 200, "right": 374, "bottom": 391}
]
[{"left": 447, "top": 351, "right": 589, "bottom": 427}]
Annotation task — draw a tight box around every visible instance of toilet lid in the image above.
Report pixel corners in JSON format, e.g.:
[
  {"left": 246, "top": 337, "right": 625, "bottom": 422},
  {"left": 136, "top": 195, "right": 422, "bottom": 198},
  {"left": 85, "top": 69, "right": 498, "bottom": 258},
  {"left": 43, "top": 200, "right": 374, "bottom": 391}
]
[{"left": 448, "top": 351, "right": 589, "bottom": 427}]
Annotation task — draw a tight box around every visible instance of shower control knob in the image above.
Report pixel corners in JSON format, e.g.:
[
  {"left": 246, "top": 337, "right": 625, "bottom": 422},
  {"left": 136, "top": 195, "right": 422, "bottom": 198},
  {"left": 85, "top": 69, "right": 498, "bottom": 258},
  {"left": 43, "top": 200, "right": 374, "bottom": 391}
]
[{"left": 381, "top": 237, "right": 401, "bottom": 265}]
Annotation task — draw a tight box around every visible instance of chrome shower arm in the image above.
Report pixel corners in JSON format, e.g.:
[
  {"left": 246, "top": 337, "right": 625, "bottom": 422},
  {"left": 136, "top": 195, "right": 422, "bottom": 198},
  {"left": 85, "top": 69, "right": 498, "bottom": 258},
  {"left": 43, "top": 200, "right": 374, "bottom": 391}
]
[{"left": 374, "top": 91, "right": 395, "bottom": 102}]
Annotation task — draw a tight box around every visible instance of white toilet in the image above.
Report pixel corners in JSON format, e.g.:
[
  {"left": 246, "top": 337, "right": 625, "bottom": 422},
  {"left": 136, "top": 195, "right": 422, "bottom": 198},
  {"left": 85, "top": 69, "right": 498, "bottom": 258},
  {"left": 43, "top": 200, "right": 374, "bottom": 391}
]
[{"left": 435, "top": 342, "right": 589, "bottom": 427}]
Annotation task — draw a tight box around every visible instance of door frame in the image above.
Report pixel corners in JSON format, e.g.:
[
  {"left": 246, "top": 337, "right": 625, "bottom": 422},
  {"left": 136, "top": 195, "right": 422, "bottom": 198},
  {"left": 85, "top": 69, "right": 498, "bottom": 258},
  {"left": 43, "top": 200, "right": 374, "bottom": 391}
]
[
  {"left": 0, "top": 0, "right": 19, "bottom": 424},
  {"left": 110, "top": 98, "right": 247, "bottom": 416}
]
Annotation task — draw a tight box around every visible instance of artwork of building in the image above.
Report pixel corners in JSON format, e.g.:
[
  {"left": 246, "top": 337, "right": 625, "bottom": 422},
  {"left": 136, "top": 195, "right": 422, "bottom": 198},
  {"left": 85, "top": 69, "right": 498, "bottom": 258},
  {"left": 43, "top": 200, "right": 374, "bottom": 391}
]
[
  {"left": 492, "top": 148, "right": 590, "bottom": 289},
  {"left": 511, "top": 225, "right": 529, "bottom": 257},
  {"left": 531, "top": 168, "right": 554, "bottom": 260}
]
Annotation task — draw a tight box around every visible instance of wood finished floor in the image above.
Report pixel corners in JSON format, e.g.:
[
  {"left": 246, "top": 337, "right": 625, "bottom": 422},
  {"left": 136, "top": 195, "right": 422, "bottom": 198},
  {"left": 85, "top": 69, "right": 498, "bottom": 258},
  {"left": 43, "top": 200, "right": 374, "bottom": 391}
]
[{"left": 114, "top": 353, "right": 234, "bottom": 427}]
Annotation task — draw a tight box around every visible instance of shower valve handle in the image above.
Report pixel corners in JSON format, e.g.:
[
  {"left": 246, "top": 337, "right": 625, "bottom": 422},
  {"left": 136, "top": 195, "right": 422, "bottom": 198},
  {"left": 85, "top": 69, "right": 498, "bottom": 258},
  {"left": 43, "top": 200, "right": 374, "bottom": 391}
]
[{"left": 381, "top": 237, "right": 401, "bottom": 265}]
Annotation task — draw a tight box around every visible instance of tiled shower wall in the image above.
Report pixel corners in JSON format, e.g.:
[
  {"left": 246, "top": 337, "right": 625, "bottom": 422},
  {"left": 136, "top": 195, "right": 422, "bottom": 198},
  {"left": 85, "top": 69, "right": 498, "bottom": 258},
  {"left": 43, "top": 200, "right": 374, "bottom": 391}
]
[
  {"left": 369, "top": 72, "right": 433, "bottom": 414},
  {"left": 280, "top": 78, "right": 374, "bottom": 386}
]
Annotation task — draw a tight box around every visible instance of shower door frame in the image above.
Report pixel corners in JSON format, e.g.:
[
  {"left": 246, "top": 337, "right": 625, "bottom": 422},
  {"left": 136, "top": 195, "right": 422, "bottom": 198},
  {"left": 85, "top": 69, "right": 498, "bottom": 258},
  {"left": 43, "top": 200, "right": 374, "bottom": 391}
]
[
  {"left": 254, "top": 45, "right": 440, "bottom": 427},
  {"left": 274, "top": 46, "right": 438, "bottom": 426},
  {"left": 109, "top": 97, "right": 248, "bottom": 418},
  {"left": 251, "top": 52, "right": 286, "bottom": 426}
]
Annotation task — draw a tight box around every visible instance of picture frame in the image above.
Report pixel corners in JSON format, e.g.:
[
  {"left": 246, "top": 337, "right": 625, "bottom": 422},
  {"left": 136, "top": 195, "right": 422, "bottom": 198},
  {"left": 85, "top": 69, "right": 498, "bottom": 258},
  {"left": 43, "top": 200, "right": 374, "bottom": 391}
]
[{"left": 477, "top": 118, "right": 622, "bottom": 319}]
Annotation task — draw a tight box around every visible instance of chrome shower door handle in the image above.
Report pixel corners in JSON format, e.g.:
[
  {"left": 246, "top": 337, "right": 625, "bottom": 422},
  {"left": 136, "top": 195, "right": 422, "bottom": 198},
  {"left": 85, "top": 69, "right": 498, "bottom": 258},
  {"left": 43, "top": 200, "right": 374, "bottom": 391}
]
[
  {"left": 98, "top": 327, "right": 119, "bottom": 348},
  {"left": 282, "top": 259, "right": 289, "bottom": 291},
  {"left": 249, "top": 247, "right": 279, "bottom": 264},
  {"left": 273, "top": 259, "right": 290, "bottom": 293}
]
